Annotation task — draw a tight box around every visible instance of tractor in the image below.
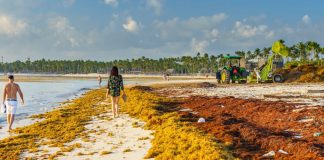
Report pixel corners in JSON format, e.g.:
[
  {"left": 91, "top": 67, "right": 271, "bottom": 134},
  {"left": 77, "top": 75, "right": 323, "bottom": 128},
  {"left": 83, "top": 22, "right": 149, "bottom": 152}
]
[
  {"left": 216, "top": 55, "right": 248, "bottom": 83},
  {"left": 247, "top": 41, "right": 289, "bottom": 83}
]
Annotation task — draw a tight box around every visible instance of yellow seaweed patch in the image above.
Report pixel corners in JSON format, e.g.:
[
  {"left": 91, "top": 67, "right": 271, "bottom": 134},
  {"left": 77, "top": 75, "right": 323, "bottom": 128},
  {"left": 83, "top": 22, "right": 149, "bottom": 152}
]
[
  {"left": 107, "top": 132, "right": 114, "bottom": 137},
  {"left": 100, "top": 150, "right": 112, "bottom": 155},
  {"left": 0, "top": 89, "right": 108, "bottom": 160},
  {"left": 137, "top": 137, "right": 150, "bottom": 141},
  {"left": 123, "top": 148, "right": 132, "bottom": 153},
  {"left": 120, "top": 88, "right": 236, "bottom": 160}
]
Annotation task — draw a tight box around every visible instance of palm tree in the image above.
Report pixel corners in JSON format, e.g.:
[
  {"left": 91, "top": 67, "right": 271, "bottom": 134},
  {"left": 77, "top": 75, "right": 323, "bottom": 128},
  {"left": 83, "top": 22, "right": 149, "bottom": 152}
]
[
  {"left": 306, "top": 41, "right": 314, "bottom": 61},
  {"left": 217, "top": 54, "right": 225, "bottom": 69},
  {"left": 312, "top": 42, "right": 321, "bottom": 61},
  {"left": 235, "top": 51, "right": 246, "bottom": 58},
  {"left": 254, "top": 48, "right": 262, "bottom": 65},
  {"left": 210, "top": 55, "right": 217, "bottom": 72},
  {"left": 262, "top": 47, "right": 271, "bottom": 59},
  {"left": 296, "top": 42, "right": 307, "bottom": 62},
  {"left": 279, "top": 39, "right": 285, "bottom": 44},
  {"left": 246, "top": 51, "right": 253, "bottom": 60},
  {"left": 254, "top": 48, "right": 261, "bottom": 58},
  {"left": 305, "top": 41, "right": 320, "bottom": 61},
  {"left": 202, "top": 53, "right": 210, "bottom": 72},
  {"left": 289, "top": 45, "right": 300, "bottom": 61}
]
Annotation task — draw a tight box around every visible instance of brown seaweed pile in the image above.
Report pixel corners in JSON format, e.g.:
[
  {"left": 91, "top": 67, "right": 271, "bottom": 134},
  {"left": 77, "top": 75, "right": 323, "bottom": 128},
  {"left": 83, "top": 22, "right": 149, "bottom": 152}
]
[{"left": 276, "top": 64, "right": 324, "bottom": 82}]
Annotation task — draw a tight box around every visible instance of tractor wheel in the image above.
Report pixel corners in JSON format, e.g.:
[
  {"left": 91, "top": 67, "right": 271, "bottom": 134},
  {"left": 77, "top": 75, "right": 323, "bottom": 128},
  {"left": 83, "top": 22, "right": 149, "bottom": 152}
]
[
  {"left": 221, "top": 70, "right": 231, "bottom": 84},
  {"left": 273, "top": 74, "right": 284, "bottom": 83},
  {"left": 239, "top": 79, "right": 247, "bottom": 84}
]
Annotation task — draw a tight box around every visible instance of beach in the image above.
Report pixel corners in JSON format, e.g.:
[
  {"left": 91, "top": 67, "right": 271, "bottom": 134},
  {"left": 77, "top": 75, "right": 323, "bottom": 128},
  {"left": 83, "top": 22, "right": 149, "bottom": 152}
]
[
  {"left": 2, "top": 0, "right": 324, "bottom": 159},
  {"left": 152, "top": 82, "right": 324, "bottom": 159},
  {"left": 0, "top": 77, "right": 323, "bottom": 159}
]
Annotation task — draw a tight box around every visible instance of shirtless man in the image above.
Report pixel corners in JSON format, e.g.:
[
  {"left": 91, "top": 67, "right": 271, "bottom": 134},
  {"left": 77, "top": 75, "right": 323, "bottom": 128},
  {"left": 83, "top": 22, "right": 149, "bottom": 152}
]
[{"left": 2, "top": 75, "right": 24, "bottom": 131}]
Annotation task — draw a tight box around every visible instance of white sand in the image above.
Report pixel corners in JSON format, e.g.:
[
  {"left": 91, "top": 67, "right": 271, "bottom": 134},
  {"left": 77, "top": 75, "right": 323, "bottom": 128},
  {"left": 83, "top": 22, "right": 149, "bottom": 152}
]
[
  {"left": 0, "top": 118, "right": 39, "bottom": 139},
  {"left": 22, "top": 111, "right": 153, "bottom": 160},
  {"left": 157, "top": 83, "right": 324, "bottom": 106}
]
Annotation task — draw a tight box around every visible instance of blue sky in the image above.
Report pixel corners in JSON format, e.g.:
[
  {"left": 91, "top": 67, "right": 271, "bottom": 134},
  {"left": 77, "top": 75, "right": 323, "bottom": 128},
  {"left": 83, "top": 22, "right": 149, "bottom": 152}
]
[{"left": 0, "top": 0, "right": 323, "bottom": 61}]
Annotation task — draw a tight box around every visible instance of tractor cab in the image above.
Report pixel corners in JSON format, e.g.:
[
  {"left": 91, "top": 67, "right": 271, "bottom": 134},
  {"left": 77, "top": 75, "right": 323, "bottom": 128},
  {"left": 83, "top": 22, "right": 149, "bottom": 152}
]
[
  {"left": 222, "top": 55, "right": 242, "bottom": 71},
  {"left": 216, "top": 55, "right": 248, "bottom": 83}
]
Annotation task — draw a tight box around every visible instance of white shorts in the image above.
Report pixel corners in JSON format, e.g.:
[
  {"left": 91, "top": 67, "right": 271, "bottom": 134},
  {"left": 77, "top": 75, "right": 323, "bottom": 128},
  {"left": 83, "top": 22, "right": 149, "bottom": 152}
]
[{"left": 5, "top": 100, "right": 18, "bottom": 115}]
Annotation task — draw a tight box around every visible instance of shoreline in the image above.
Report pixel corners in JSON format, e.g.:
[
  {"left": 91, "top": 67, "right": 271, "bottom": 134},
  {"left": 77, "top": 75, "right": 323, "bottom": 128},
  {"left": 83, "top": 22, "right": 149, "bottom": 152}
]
[
  {"left": 0, "top": 73, "right": 215, "bottom": 79},
  {"left": 0, "top": 73, "right": 215, "bottom": 83},
  {"left": 0, "top": 79, "right": 234, "bottom": 160},
  {"left": 0, "top": 80, "right": 323, "bottom": 159},
  {"left": 0, "top": 79, "right": 214, "bottom": 140}
]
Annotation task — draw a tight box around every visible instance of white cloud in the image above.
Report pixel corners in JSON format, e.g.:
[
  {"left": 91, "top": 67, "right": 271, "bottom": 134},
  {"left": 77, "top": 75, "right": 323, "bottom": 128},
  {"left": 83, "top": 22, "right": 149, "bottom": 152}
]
[
  {"left": 283, "top": 27, "right": 294, "bottom": 34},
  {"left": 0, "top": 14, "right": 27, "bottom": 36},
  {"left": 210, "top": 29, "right": 219, "bottom": 37},
  {"left": 146, "top": 0, "right": 163, "bottom": 15},
  {"left": 62, "top": 0, "right": 75, "bottom": 7},
  {"left": 122, "top": 17, "right": 140, "bottom": 33},
  {"left": 154, "top": 13, "right": 227, "bottom": 29},
  {"left": 48, "top": 16, "right": 73, "bottom": 33},
  {"left": 48, "top": 16, "right": 79, "bottom": 47},
  {"left": 302, "top": 14, "right": 311, "bottom": 24},
  {"left": 266, "top": 31, "right": 274, "bottom": 38},
  {"left": 187, "top": 13, "right": 227, "bottom": 29},
  {"left": 191, "top": 38, "right": 209, "bottom": 53},
  {"left": 154, "top": 13, "right": 227, "bottom": 39},
  {"left": 104, "top": 0, "right": 118, "bottom": 7},
  {"left": 232, "top": 21, "right": 273, "bottom": 38}
]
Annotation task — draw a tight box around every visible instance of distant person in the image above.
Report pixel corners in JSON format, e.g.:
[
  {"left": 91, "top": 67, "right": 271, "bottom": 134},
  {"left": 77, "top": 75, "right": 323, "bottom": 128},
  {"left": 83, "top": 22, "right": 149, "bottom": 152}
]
[
  {"left": 163, "top": 72, "right": 167, "bottom": 80},
  {"left": 98, "top": 75, "right": 102, "bottom": 87},
  {"left": 106, "top": 66, "right": 125, "bottom": 118},
  {"left": 2, "top": 75, "right": 24, "bottom": 131}
]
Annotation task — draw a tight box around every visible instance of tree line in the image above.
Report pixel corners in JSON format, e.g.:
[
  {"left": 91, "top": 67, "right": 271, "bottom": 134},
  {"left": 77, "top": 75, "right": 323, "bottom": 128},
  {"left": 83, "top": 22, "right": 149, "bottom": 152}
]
[{"left": 1, "top": 40, "right": 323, "bottom": 74}]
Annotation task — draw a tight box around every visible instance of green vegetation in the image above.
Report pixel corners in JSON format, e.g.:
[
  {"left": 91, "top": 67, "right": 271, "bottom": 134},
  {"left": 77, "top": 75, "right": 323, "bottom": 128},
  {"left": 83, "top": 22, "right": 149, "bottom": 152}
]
[{"left": 1, "top": 40, "right": 323, "bottom": 74}]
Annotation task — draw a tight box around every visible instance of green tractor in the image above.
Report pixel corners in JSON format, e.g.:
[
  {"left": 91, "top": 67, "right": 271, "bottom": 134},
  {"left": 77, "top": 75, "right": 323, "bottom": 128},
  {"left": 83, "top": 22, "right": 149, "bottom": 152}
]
[
  {"left": 247, "top": 41, "right": 289, "bottom": 83},
  {"left": 216, "top": 55, "right": 248, "bottom": 83}
]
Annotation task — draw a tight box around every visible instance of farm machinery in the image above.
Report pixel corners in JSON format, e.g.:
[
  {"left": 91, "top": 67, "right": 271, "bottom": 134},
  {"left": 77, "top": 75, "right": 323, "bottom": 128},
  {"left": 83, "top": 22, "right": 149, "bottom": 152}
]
[
  {"left": 216, "top": 41, "right": 289, "bottom": 83},
  {"left": 247, "top": 41, "right": 289, "bottom": 83},
  {"left": 216, "top": 55, "right": 249, "bottom": 83}
]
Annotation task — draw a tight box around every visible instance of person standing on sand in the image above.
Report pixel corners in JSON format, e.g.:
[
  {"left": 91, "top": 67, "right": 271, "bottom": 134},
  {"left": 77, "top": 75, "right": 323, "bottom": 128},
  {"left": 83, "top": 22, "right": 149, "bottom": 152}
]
[
  {"left": 106, "top": 66, "right": 125, "bottom": 118},
  {"left": 98, "top": 75, "right": 102, "bottom": 87},
  {"left": 163, "top": 72, "right": 167, "bottom": 80},
  {"left": 2, "top": 75, "right": 24, "bottom": 131}
]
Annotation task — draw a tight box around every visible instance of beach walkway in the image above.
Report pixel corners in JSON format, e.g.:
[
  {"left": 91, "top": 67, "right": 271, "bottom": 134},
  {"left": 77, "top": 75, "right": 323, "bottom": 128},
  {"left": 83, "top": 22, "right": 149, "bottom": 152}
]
[{"left": 22, "top": 112, "right": 153, "bottom": 159}]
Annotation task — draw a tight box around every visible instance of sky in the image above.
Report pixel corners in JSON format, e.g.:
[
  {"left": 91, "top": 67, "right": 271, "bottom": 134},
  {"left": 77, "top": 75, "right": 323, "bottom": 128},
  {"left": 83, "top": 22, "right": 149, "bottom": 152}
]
[{"left": 0, "top": 0, "right": 324, "bottom": 62}]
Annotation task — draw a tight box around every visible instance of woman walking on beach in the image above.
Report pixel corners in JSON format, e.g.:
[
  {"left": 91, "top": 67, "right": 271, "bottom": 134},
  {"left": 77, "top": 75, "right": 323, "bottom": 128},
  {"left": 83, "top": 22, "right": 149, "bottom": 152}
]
[{"left": 107, "top": 66, "right": 125, "bottom": 118}]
